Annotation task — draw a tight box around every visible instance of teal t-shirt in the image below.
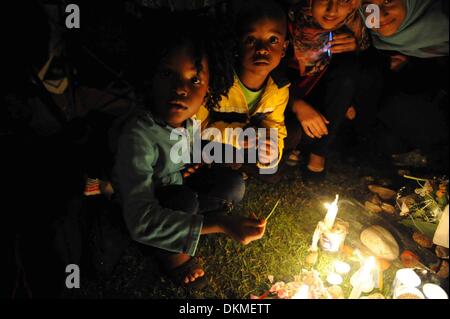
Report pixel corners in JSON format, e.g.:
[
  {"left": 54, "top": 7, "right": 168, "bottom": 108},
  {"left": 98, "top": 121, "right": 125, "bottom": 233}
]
[{"left": 113, "top": 109, "right": 203, "bottom": 256}]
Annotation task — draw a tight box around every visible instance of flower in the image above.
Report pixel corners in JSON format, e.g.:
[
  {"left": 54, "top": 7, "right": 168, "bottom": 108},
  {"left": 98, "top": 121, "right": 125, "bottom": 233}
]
[
  {"left": 270, "top": 282, "right": 286, "bottom": 293},
  {"left": 400, "top": 202, "right": 410, "bottom": 217},
  {"left": 415, "top": 181, "right": 433, "bottom": 197}
]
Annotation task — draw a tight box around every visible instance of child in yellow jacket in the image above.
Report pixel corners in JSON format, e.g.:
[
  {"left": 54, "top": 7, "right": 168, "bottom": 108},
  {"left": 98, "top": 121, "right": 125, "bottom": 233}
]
[{"left": 197, "top": 0, "right": 290, "bottom": 173}]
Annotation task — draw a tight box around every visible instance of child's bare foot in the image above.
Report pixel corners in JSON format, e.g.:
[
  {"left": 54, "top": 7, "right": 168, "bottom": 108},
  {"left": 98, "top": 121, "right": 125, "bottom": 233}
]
[{"left": 159, "top": 253, "right": 205, "bottom": 286}]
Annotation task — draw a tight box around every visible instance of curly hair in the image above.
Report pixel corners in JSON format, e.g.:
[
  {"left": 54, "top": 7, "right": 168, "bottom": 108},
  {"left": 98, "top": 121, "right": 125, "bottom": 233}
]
[{"left": 131, "top": 12, "right": 235, "bottom": 111}]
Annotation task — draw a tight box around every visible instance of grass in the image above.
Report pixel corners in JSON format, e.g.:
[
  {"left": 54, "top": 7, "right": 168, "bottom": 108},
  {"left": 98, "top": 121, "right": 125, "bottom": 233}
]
[{"left": 67, "top": 154, "right": 403, "bottom": 299}]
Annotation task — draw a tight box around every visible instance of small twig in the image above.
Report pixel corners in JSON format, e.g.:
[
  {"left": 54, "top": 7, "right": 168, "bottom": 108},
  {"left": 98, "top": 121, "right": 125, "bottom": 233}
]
[
  {"left": 403, "top": 175, "right": 430, "bottom": 182},
  {"left": 265, "top": 199, "right": 281, "bottom": 222}
]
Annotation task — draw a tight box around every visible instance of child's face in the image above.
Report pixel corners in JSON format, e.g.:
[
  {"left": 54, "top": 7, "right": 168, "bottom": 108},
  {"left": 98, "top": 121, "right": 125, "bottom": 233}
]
[
  {"left": 151, "top": 45, "right": 209, "bottom": 128},
  {"left": 238, "top": 17, "right": 288, "bottom": 76},
  {"left": 312, "top": 0, "right": 357, "bottom": 30},
  {"left": 362, "top": 0, "right": 406, "bottom": 37}
]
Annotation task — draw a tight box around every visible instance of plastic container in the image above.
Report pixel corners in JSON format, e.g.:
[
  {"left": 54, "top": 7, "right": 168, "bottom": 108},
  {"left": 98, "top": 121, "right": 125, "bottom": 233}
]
[{"left": 433, "top": 205, "right": 449, "bottom": 248}]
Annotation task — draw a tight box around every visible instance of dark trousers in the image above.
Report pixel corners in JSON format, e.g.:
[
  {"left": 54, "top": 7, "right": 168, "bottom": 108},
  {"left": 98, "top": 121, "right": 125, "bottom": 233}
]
[
  {"left": 285, "top": 53, "right": 360, "bottom": 158},
  {"left": 285, "top": 51, "right": 382, "bottom": 158},
  {"left": 155, "top": 166, "right": 246, "bottom": 215},
  {"left": 375, "top": 55, "right": 449, "bottom": 172},
  {"left": 305, "top": 53, "right": 359, "bottom": 157},
  {"left": 140, "top": 166, "right": 245, "bottom": 258}
]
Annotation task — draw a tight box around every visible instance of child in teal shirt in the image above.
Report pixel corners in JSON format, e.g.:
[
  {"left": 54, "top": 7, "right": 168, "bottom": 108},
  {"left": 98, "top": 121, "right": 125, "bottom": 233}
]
[{"left": 113, "top": 14, "right": 267, "bottom": 288}]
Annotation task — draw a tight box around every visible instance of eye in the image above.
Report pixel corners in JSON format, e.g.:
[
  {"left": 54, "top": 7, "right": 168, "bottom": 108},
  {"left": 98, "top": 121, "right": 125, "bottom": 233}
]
[
  {"left": 244, "top": 36, "right": 257, "bottom": 46},
  {"left": 269, "top": 36, "right": 279, "bottom": 45},
  {"left": 191, "top": 76, "right": 201, "bottom": 85}
]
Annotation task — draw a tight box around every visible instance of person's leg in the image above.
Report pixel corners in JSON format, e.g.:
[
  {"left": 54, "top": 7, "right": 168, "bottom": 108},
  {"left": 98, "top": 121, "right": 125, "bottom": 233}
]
[
  {"left": 185, "top": 166, "right": 246, "bottom": 214},
  {"left": 154, "top": 185, "right": 200, "bottom": 215},
  {"left": 353, "top": 48, "right": 384, "bottom": 145},
  {"left": 283, "top": 96, "right": 304, "bottom": 166},
  {"left": 307, "top": 53, "right": 359, "bottom": 171},
  {"left": 143, "top": 185, "right": 205, "bottom": 286},
  {"left": 377, "top": 92, "right": 449, "bottom": 171}
]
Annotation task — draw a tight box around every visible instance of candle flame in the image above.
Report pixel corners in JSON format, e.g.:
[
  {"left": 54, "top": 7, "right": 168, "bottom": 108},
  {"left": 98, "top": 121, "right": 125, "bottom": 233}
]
[{"left": 323, "top": 195, "right": 339, "bottom": 229}]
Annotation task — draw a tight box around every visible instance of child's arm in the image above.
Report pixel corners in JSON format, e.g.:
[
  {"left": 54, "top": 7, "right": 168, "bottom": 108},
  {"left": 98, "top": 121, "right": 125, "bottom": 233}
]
[
  {"left": 202, "top": 214, "right": 267, "bottom": 246},
  {"left": 115, "top": 119, "right": 203, "bottom": 256},
  {"left": 258, "top": 86, "right": 290, "bottom": 168},
  {"left": 292, "top": 98, "right": 329, "bottom": 139}
]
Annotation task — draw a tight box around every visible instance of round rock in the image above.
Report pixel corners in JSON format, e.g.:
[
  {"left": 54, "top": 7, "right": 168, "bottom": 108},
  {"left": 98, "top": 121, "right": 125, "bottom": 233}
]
[{"left": 360, "top": 226, "right": 400, "bottom": 261}]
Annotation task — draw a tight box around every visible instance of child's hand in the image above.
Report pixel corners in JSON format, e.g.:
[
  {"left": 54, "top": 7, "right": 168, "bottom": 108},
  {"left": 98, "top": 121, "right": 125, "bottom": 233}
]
[
  {"left": 330, "top": 33, "right": 358, "bottom": 54},
  {"left": 238, "top": 131, "right": 258, "bottom": 149},
  {"left": 223, "top": 214, "right": 267, "bottom": 245},
  {"left": 182, "top": 164, "right": 202, "bottom": 178},
  {"left": 293, "top": 100, "right": 329, "bottom": 139},
  {"left": 258, "top": 137, "right": 279, "bottom": 166},
  {"left": 390, "top": 54, "right": 409, "bottom": 72}
]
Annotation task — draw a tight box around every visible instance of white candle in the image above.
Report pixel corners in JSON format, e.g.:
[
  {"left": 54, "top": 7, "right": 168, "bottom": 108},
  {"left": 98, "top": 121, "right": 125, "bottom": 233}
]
[
  {"left": 327, "top": 273, "right": 343, "bottom": 286},
  {"left": 324, "top": 195, "right": 339, "bottom": 230},
  {"left": 349, "top": 256, "right": 376, "bottom": 299},
  {"left": 423, "top": 284, "right": 448, "bottom": 299},
  {"left": 334, "top": 261, "right": 351, "bottom": 275}
]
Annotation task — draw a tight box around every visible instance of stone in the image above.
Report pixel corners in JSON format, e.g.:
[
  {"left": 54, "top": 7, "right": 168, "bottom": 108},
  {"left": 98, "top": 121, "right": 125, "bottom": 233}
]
[
  {"left": 400, "top": 250, "right": 421, "bottom": 268},
  {"left": 365, "top": 201, "right": 382, "bottom": 214},
  {"left": 413, "top": 232, "right": 433, "bottom": 248},
  {"left": 360, "top": 226, "right": 400, "bottom": 261},
  {"left": 437, "top": 261, "right": 449, "bottom": 279},
  {"left": 370, "top": 194, "right": 382, "bottom": 206},
  {"left": 381, "top": 203, "right": 397, "bottom": 215},
  {"left": 327, "top": 273, "right": 343, "bottom": 286},
  {"left": 436, "top": 246, "right": 449, "bottom": 259},
  {"left": 368, "top": 185, "right": 397, "bottom": 200}
]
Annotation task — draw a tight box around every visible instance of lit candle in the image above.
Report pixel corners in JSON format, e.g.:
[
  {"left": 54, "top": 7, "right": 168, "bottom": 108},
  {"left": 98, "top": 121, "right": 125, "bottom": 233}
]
[
  {"left": 349, "top": 256, "right": 376, "bottom": 299},
  {"left": 324, "top": 195, "right": 339, "bottom": 230},
  {"left": 423, "top": 284, "right": 448, "bottom": 299},
  {"left": 327, "top": 273, "right": 343, "bottom": 286},
  {"left": 334, "top": 261, "right": 351, "bottom": 275}
]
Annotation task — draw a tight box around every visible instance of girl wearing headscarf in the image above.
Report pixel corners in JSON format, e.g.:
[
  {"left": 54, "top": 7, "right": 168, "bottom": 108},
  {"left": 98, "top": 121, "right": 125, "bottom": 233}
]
[
  {"left": 363, "top": 0, "right": 448, "bottom": 58},
  {"left": 285, "top": 0, "right": 371, "bottom": 181},
  {"left": 361, "top": 0, "right": 449, "bottom": 172}
]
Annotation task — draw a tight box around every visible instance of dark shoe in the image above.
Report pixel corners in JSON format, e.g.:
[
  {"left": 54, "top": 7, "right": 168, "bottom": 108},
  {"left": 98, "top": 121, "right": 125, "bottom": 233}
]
[{"left": 302, "top": 167, "right": 327, "bottom": 185}]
